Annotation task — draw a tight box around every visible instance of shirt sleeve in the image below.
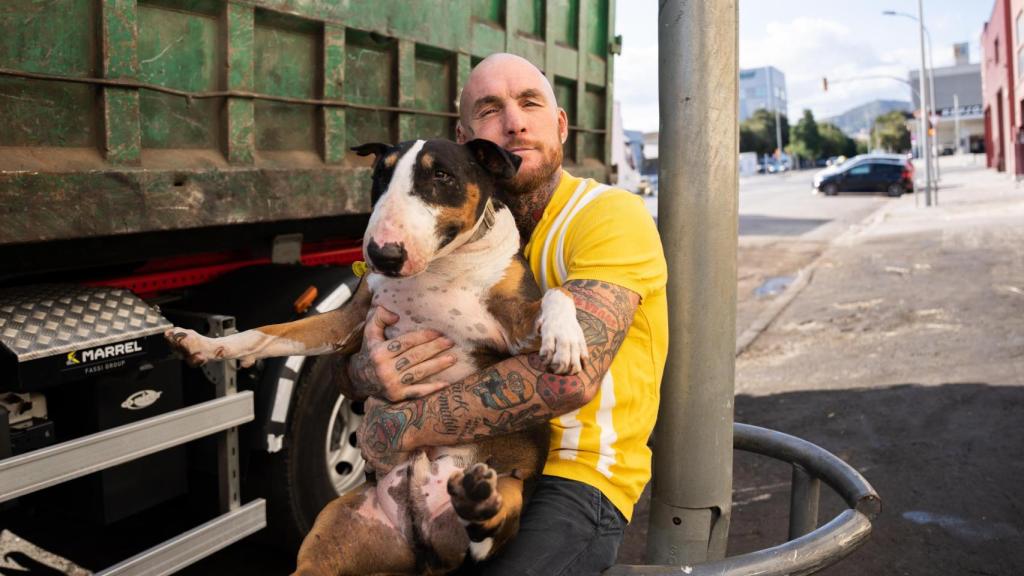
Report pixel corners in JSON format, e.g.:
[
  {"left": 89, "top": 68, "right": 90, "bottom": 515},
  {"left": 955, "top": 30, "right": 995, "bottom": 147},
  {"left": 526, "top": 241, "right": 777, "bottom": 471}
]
[{"left": 563, "top": 190, "right": 667, "bottom": 301}]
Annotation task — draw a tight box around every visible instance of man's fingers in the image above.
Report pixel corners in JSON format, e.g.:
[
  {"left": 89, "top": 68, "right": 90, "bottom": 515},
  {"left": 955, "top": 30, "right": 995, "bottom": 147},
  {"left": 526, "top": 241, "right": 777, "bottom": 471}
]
[
  {"left": 393, "top": 336, "right": 454, "bottom": 369},
  {"left": 402, "top": 380, "right": 451, "bottom": 400},
  {"left": 399, "top": 353, "right": 457, "bottom": 382}
]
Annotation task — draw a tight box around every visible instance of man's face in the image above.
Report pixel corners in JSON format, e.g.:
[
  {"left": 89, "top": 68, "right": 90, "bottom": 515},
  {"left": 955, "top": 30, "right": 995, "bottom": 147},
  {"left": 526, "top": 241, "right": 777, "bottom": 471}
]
[{"left": 457, "top": 56, "right": 569, "bottom": 195}]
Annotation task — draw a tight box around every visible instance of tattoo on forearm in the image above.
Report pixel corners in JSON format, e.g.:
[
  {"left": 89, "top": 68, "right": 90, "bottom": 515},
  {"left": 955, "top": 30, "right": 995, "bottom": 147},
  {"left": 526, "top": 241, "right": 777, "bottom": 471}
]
[
  {"left": 471, "top": 369, "right": 533, "bottom": 409},
  {"left": 362, "top": 399, "right": 427, "bottom": 455},
  {"left": 398, "top": 279, "right": 639, "bottom": 448}
]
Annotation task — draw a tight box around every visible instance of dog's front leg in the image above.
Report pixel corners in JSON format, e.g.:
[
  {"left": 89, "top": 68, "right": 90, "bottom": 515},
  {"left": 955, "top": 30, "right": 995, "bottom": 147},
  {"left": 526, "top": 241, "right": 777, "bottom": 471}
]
[{"left": 165, "top": 278, "right": 371, "bottom": 369}]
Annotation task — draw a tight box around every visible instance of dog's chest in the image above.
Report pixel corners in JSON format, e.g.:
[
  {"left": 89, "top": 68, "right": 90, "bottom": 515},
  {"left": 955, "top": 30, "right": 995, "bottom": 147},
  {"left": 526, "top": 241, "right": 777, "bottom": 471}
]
[{"left": 369, "top": 270, "right": 509, "bottom": 379}]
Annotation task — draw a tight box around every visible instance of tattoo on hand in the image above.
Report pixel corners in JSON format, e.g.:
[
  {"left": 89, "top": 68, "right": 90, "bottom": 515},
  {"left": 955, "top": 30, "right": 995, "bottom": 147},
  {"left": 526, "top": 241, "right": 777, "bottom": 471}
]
[
  {"left": 400, "top": 372, "right": 415, "bottom": 385},
  {"left": 350, "top": 352, "right": 383, "bottom": 396},
  {"left": 395, "top": 357, "right": 410, "bottom": 371},
  {"left": 387, "top": 340, "right": 402, "bottom": 353}
]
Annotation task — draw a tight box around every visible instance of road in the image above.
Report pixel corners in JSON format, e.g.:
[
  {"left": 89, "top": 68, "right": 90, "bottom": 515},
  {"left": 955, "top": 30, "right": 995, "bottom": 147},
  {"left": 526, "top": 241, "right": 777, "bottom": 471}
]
[{"left": 644, "top": 169, "right": 886, "bottom": 242}]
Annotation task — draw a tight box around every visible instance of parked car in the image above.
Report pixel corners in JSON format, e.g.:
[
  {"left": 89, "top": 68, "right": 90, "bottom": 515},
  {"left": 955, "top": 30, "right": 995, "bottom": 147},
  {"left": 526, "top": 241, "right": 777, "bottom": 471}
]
[{"left": 812, "top": 154, "right": 914, "bottom": 197}]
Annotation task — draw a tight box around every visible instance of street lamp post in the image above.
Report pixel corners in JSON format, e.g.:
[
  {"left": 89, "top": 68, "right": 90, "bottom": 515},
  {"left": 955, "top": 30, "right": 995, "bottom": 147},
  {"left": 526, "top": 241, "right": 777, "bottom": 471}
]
[{"left": 883, "top": 7, "right": 936, "bottom": 204}]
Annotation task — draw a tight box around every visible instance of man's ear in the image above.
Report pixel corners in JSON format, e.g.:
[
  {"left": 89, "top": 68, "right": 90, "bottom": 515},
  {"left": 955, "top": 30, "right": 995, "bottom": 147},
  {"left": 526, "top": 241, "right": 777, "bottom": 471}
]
[
  {"left": 351, "top": 142, "right": 392, "bottom": 162},
  {"left": 466, "top": 139, "right": 522, "bottom": 180}
]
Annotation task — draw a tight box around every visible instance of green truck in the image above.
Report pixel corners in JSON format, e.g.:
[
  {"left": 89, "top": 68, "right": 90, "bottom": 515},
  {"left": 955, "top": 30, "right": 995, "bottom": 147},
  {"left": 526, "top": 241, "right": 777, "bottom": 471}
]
[{"left": 0, "top": 0, "right": 617, "bottom": 571}]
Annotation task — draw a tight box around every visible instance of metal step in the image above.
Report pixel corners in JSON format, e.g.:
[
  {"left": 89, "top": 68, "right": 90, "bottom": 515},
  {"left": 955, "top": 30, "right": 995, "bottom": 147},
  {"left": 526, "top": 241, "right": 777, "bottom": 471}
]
[
  {"left": 0, "top": 392, "right": 254, "bottom": 503},
  {"left": 97, "top": 499, "right": 267, "bottom": 576}
]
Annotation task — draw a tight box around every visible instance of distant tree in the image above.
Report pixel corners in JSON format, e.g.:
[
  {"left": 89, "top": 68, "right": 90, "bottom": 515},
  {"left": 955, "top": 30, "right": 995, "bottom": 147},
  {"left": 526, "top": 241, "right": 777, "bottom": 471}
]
[
  {"left": 790, "top": 109, "right": 822, "bottom": 161},
  {"left": 739, "top": 108, "right": 789, "bottom": 156},
  {"left": 873, "top": 111, "right": 912, "bottom": 152},
  {"left": 818, "top": 122, "right": 857, "bottom": 158},
  {"left": 855, "top": 139, "right": 869, "bottom": 155}
]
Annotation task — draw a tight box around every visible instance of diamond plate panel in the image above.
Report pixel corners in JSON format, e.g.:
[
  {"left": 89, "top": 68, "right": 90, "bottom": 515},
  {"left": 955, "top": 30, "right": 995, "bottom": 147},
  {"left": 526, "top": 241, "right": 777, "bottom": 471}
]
[{"left": 0, "top": 285, "right": 171, "bottom": 362}]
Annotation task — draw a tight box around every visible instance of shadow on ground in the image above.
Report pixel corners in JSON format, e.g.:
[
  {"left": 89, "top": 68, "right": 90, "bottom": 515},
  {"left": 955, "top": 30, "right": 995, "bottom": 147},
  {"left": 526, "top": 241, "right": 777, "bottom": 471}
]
[{"left": 617, "top": 383, "right": 1024, "bottom": 575}]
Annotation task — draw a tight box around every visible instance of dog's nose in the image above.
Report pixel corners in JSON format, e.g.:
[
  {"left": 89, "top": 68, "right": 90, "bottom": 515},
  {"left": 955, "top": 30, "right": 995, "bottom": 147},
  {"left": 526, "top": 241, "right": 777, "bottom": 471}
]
[{"left": 367, "top": 239, "right": 407, "bottom": 276}]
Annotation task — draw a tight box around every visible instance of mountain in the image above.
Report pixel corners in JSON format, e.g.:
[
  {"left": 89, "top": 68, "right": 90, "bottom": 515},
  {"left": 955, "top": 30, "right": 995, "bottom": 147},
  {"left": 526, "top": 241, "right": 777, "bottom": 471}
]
[{"left": 825, "top": 100, "right": 913, "bottom": 137}]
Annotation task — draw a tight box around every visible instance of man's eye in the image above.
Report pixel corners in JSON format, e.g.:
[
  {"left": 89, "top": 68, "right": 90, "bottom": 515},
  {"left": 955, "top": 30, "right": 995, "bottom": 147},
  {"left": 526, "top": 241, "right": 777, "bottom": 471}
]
[{"left": 524, "top": 101, "right": 540, "bottom": 107}]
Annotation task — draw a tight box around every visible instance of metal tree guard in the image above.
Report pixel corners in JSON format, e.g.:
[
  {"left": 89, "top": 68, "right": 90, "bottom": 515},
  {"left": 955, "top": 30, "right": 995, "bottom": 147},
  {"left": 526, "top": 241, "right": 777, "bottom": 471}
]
[{"left": 611, "top": 1, "right": 881, "bottom": 574}]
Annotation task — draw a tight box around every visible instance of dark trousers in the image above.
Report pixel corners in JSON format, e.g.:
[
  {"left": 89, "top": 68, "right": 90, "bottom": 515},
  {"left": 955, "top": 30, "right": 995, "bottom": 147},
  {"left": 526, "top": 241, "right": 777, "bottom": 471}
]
[{"left": 471, "top": 475, "right": 627, "bottom": 576}]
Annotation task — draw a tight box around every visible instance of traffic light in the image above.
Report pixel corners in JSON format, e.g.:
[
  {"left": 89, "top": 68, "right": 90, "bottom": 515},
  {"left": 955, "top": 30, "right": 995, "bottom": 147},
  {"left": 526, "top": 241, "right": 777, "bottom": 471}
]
[{"left": 822, "top": 77, "right": 829, "bottom": 92}]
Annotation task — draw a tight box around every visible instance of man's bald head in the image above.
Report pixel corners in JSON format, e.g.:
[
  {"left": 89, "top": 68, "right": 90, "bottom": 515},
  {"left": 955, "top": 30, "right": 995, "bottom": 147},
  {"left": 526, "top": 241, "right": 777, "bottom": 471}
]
[
  {"left": 455, "top": 53, "right": 569, "bottom": 196},
  {"left": 458, "top": 53, "right": 558, "bottom": 128}
]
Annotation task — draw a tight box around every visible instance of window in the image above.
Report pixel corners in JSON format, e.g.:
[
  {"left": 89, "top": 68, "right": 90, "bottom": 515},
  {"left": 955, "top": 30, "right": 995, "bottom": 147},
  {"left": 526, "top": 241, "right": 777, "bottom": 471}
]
[
  {"left": 1019, "top": 45, "right": 1024, "bottom": 78},
  {"left": 849, "top": 165, "right": 871, "bottom": 175},
  {"left": 996, "top": 38, "right": 1000, "bottom": 64},
  {"left": 1017, "top": 12, "right": 1023, "bottom": 46}
]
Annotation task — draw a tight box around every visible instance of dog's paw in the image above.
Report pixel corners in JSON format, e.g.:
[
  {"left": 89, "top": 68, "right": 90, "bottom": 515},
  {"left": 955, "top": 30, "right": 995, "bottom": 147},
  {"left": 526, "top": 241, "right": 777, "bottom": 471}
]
[
  {"left": 537, "top": 288, "right": 588, "bottom": 375},
  {"left": 447, "top": 463, "right": 502, "bottom": 522},
  {"left": 165, "top": 328, "right": 219, "bottom": 367}
]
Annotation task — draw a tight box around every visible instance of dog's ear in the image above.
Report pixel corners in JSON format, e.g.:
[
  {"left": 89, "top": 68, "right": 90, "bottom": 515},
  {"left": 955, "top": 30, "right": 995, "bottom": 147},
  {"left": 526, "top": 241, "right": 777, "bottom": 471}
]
[
  {"left": 351, "top": 142, "right": 392, "bottom": 162},
  {"left": 466, "top": 139, "right": 522, "bottom": 181}
]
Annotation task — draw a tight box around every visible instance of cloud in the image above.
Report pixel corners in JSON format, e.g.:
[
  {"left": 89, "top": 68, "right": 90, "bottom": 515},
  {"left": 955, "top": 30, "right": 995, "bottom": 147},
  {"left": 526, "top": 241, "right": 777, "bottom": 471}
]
[
  {"left": 613, "top": 10, "right": 949, "bottom": 132},
  {"left": 741, "top": 17, "right": 917, "bottom": 120}
]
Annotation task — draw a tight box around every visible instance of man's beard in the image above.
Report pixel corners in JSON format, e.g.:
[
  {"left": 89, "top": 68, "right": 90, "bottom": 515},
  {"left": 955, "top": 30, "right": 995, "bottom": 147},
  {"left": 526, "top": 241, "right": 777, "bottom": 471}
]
[{"left": 505, "top": 141, "right": 563, "bottom": 196}]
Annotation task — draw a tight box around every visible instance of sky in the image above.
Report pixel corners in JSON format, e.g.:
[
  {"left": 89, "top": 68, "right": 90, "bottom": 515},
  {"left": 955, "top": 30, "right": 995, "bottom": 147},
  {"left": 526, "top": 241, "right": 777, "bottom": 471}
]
[{"left": 614, "top": 0, "right": 995, "bottom": 132}]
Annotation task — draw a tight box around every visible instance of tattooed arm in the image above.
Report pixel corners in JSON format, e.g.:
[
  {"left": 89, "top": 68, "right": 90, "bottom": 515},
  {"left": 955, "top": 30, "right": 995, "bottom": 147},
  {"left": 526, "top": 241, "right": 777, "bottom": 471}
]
[{"left": 358, "top": 279, "right": 639, "bottom": 474}]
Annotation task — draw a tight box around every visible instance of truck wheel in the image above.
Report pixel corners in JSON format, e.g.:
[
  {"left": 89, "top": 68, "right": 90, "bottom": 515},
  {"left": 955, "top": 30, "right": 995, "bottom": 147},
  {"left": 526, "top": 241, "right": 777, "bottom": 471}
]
[{"left": 268, "top": 353, "right": 365, "bottom": 551}]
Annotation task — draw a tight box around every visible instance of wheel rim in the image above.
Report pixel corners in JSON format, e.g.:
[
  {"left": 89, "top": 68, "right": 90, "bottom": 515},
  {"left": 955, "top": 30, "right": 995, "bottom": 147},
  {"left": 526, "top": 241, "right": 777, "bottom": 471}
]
[{"left": 325, "top": 394, "right": 366, "bottom": 494}]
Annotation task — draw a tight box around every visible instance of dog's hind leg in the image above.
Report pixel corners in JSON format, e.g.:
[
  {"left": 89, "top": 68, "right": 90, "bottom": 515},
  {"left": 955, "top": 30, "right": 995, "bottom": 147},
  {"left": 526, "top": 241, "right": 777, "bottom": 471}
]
[
  {"left": 294, "top": 485, "right": 417, "bottom": 576},
  {"left": 166, "top": 277, "right": 371, "bottom": 369},
  {"left": 447, "top": 463, "right": 525, "bottom": 563}
]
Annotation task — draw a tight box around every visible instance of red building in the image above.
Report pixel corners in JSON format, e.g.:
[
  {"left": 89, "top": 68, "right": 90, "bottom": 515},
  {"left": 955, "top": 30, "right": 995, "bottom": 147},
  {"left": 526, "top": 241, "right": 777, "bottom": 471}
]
[{"left": 982, "top": 0, "right": 1023, "bottom": 174}]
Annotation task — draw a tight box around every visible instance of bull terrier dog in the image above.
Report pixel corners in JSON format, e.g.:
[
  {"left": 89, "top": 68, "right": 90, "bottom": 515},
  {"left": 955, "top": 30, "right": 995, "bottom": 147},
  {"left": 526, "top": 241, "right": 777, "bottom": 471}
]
[{"left": 165, "top": 138, "right": 588, "bottom": 575}]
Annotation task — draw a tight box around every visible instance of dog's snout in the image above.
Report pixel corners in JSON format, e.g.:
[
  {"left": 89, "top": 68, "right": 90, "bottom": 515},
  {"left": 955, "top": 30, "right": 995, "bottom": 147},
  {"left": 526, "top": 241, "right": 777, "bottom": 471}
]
[{"left": 367, "top": 239, "right": 407, "bottom": 275}]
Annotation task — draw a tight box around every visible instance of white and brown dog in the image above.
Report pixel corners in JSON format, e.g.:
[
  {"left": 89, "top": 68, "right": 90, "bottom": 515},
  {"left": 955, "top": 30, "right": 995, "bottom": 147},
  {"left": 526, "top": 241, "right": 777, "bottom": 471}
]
[{"left": 165, "top": 138, "right": 587, "bottom": 575}]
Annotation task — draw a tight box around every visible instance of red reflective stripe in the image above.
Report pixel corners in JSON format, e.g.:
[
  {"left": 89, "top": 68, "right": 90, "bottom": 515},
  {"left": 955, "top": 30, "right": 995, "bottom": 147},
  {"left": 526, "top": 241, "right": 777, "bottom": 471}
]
[{"left": 85, "top": 246, "right": 364, "bottom": 296}]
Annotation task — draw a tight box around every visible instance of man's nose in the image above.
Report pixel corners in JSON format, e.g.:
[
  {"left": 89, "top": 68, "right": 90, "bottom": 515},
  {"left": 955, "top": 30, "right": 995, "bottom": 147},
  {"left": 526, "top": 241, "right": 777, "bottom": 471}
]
[{"left": 503, "top": 107, "right": 527, "bottom": 135}]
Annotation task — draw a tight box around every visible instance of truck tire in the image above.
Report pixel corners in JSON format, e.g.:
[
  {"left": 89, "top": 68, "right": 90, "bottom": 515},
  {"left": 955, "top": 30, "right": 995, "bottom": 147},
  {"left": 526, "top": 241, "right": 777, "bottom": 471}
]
[{"left": 268, "top": 353, "right": 366, "bottom": 551}]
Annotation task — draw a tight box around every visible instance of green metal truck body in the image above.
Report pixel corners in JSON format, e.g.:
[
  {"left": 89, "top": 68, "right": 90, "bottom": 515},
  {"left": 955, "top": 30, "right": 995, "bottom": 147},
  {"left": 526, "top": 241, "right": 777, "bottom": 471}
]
[{"left": 1, "top": 0, "right": 615, "bottom": 257}]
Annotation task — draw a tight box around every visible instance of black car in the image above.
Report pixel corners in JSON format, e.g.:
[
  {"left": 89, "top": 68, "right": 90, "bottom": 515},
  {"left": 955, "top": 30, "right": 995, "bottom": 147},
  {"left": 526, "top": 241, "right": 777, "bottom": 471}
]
[{"left": 813, "top": 156, "right": 914, "bottom": 197}]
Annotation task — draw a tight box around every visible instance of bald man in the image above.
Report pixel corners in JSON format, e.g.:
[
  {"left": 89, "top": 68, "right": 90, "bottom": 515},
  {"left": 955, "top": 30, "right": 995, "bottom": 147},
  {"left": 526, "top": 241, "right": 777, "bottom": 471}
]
[{"left": 352, "top": 54, "right": 668, "bottom": 575}]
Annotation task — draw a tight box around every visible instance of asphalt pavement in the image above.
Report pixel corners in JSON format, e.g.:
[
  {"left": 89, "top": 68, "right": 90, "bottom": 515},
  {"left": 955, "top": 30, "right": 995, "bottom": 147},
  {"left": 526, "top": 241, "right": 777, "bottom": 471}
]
[{"left": 617, "top": 155, "right": 1024, "bottom": 575}]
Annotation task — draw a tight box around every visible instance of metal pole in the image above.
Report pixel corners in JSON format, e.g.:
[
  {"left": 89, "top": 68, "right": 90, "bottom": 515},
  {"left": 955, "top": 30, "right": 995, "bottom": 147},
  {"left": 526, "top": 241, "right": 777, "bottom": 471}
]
[
  {"left": 788, "top": 464, "right": 821, "bottom": 539},
  {"left": 926, "top": 27, "right": 939, "bottom": 183},
  {"left": 649, "top": 0, "right": 737, "bottom": 565},
  {"left": 917, "top": 0, "right": 933, "bottom": 206},
  {"left": 954, "top": 93, "right": 962, "bottom": 154}
]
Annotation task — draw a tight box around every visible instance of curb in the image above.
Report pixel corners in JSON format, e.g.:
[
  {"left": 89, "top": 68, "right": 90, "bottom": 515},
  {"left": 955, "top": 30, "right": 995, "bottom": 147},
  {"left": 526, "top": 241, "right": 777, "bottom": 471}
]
[{"left": 734, "top": 198, "right": 898, "bottom": 358}]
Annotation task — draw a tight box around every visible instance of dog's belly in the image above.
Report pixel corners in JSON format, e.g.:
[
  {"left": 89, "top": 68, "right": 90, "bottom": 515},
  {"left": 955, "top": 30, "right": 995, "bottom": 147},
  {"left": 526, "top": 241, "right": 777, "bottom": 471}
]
[
  {"left": 370, "top": 449, "right": 476, "bottom": 534},
  {"left": 371, "top": 274, "right": 510, "bottom": 382}
]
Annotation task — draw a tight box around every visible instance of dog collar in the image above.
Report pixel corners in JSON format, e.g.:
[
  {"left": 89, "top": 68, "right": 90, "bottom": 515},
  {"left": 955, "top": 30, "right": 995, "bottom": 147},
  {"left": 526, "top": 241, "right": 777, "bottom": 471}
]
[{"left": 466, "top": 198, "right": 496, "bottom": 244}]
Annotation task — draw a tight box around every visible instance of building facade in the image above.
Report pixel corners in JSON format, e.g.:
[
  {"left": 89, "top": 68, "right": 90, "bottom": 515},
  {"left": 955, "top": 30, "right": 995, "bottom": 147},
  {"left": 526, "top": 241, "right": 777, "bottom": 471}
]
[
  {"left": 739, "top": 66, "right": 787, "bottom": 122},
  {"left": 909, "top": 60, "right": 984, "bottom": 155},
  {"left": 982, "top": 0, "right": 1020, "bottom": 174}
]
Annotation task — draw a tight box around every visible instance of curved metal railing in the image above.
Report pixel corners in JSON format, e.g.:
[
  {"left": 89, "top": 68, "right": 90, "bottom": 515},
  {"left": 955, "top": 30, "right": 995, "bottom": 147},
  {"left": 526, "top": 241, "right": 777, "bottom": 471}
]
[{"left": 606, "top": 423, "right": 881, "bottom": 576}]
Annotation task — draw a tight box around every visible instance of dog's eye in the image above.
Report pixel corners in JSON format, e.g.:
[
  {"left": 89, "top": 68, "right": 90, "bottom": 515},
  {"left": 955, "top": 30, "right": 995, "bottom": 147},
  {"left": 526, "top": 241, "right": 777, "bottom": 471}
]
[{"left": 433, "top": 170, "right": 453, "bottom": 182}]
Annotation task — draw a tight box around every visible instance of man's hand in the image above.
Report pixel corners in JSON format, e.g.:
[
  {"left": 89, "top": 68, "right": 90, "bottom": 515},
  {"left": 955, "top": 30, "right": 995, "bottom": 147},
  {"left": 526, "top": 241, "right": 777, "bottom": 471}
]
[{"left": 348, "top": 306, "right": 457, "bottom": 402}]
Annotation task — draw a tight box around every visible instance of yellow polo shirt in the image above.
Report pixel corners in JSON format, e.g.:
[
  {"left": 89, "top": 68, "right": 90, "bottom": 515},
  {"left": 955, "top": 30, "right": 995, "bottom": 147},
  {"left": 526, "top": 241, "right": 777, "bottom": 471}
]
[{"left": 523, "top": 170, "right": 668, "bottom": 521}]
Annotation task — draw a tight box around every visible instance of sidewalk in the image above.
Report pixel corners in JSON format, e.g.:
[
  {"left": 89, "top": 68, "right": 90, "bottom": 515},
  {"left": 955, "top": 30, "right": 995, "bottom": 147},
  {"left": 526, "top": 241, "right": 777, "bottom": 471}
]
[{"left": 617, "top": 159, "right": 1024, "bottom": 574}]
